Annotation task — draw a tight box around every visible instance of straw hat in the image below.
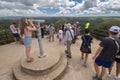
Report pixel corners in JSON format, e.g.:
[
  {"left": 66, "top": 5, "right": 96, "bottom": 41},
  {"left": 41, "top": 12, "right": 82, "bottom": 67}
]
[{"left": 67, "top": 23, "right": 72, "bottom": 28}]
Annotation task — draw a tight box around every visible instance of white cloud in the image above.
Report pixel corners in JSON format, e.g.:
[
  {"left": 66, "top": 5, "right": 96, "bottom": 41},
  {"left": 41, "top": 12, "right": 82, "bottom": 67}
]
[
  {"left": 55, "top": 7, "right": 70, "bottom": 15},
  {"left": 71, "top": 0, "right": 120, "bottom": 15},
  {"left": 0, "top": 0, "right": 120, "bottom": 16},
  {"left": 0, "top": 9, "right": 45, "bottom": 16},
  {"left": 65, "top": 0, "right": 75, "bottom": 7}
]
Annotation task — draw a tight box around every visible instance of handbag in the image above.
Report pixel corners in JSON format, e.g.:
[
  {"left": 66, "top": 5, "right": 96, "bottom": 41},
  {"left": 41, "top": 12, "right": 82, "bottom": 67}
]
[{"left": 81, "top": 46, "right": 91, "bottom": 53}]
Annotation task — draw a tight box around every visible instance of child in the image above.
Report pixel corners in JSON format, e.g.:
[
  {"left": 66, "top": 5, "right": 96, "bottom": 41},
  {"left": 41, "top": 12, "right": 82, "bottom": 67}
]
[{"left": 58, "top": 30, "right": 63, "bottom": 44}]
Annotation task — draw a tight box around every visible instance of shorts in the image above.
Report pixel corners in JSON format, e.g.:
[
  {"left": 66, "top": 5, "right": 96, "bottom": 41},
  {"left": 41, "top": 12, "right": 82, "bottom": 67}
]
[
  {"left": 13, "top": 33, "right": 20, "bottom": 38},
  {"left": 115, "top": 57, "right": 120, "bottom": 63},
  {"left": 95, "top": 57, "right": 113, "bottom": 68},
  {"left": 24, "top": 36, "right": 32, "bottom": 47}
]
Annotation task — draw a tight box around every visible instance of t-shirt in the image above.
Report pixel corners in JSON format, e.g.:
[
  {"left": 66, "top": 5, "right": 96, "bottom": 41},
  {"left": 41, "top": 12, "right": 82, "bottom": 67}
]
[
  {"left": 98, "top": 37, "right": 117, "bottom": 61},
  {"left": 58, "top": 33, "right": 63, "bottom": 39},
  {"left": 81, "top": 35, "right": 93, "bottom": 47}
]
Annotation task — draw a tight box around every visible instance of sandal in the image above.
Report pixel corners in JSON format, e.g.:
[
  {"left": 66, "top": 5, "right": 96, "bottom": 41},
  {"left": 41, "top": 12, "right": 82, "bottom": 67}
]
[
  {"left": 30, "top": 57, "right": 34, "bottom": 60},
  {"left": 27, "top": 58, "right": 34, "bottom": 63}
]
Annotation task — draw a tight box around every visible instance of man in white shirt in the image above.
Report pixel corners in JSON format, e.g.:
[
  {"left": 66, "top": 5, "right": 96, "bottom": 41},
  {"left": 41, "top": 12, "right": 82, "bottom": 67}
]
[{"left": 64, "top": 23, "right": 74, "bottom": 58}]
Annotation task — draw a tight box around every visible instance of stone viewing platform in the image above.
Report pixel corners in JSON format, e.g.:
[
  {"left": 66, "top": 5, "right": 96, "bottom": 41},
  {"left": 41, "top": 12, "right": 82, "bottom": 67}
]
[
  {"left": 0, "top": 37, "right": 117, "bottom": 80},
  {"left": 13, "top": 38, "right": 68, "bottom": 80}
]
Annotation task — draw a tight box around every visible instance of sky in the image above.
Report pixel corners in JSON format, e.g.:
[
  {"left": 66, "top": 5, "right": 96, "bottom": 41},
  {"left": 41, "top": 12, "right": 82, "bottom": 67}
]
[{"left": 0, "top": 0, "right": 120, "bottom": 17}]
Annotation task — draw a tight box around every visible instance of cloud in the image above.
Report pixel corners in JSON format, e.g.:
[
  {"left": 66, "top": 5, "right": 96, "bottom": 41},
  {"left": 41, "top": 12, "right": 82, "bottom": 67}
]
[
  {"left": 0, "top": 0, "right": 45, "bottom": 16},
  {"left": 96, "top": 0, "right": 120, "bottom": 14},
  {"left": 0, "top": 0, "right": 120, "bottom": 16},
  {"left": 72, "top": 0, "right": 120, "bottom": 15},
  {"left": 55, "top": 7, "right": 70, "bottom": 15},
  {"left": 0, "top": 1, "right": 32, "bottom": 10}
]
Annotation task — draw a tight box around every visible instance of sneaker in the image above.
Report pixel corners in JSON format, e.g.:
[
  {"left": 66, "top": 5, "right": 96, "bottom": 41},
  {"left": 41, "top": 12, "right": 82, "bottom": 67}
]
[
  {"left": 65, "top": 50, "right": 68, "bottom": 54},
  {"left": 66, "top": 54, "right": 72, "bottom": 58},
  {"left": 92, "top": 76, "right": 99, "bottom": 80},
  {"left": 83, "top": 62, "right": 87, "bottom": 67},
  {"left": 115, "top": 75, "right": 120, "bottom": 80},
  {"left": 92, "top": 76, "right": 102, "bottom": 80},
  {"left": 107, "top": 73, "right": 112, "bottom": 78},
  {"left": 98, "top": 78, "right": 102, "bottom": 80},
  {"left": 81, "top": 57, "right": 84, "bottom": 60}
]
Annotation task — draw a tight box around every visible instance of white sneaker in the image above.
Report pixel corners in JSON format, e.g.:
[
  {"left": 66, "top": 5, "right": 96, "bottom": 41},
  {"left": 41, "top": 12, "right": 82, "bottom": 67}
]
[
  {"left": 115, "top": 75, "right": 120, "bottom": 80},
  {"left": 107, "top": 73, "right": 112, "bottom": 78}
]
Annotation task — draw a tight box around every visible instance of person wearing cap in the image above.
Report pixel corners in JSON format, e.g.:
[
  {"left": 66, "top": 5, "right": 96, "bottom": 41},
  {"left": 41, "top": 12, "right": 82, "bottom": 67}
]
[
  {"left": 92, "top": 26, "right": 120, "bottom": 80},
  {"left": 64, "top": 23, "right": 74, "bottom": 58},
  {"left": 107, "top": 26, "right": 120, "bottom": 79}
]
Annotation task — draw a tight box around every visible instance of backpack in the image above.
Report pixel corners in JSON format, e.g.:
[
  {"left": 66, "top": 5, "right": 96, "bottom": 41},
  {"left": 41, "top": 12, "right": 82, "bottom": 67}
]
[{"left": 109, "top": 37, "right": 120, "bottom": 59}]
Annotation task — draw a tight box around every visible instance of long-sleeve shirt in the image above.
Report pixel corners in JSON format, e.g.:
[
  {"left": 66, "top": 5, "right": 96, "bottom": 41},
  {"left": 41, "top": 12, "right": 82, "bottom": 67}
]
[{"left": 64, "top": 29, "right": 74, "bottom": 42}]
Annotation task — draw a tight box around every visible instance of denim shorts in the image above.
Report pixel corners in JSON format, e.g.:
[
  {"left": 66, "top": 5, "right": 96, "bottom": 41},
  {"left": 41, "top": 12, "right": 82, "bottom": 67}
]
[
  {"left": 95, "top": 57, "right": 113, "bottom": 68},
  {"left": 24, "top": 36, "right": 32, "bottom": 47}
]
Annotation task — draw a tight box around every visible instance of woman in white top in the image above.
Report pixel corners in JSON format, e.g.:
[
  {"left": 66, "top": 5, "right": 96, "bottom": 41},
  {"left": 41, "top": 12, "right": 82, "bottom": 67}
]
[{"left": 9, "top": 23, "right": 20, "bottom": 42}]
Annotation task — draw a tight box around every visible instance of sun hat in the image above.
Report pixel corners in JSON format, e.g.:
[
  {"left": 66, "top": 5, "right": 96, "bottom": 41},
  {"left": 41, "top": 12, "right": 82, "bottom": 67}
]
[
  {"left": 67, "top": 23, "right": 72, "bottom": 28},
  {"left": 109, "top": 26, "right": 120, "bottom": 33},
  {"left": 59, "top": 30, "right": 63, "bottom": 33}
]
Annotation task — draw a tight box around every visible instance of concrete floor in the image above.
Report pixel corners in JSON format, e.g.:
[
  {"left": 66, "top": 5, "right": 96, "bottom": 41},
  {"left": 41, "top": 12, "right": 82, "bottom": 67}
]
[{"left": 0, "top": 35, "right": 117, "bottom": 80}]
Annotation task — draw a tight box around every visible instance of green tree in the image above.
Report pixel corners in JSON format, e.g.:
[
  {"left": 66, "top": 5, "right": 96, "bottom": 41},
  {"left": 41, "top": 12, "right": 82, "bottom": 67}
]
[{"left": 55, "top": 18, "right": 68, "bottom": 29}]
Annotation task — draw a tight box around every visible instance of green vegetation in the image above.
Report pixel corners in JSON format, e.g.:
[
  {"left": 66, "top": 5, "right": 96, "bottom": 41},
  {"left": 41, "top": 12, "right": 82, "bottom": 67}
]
[
  {"left": 90, "top": 18, "right": 120, "bottom": 40},
  {"left": 0, "top": 27, "right": 14, "bottom": 45},
  {"left": 0, "top": 17, "right": 120, "bottom": 45}
]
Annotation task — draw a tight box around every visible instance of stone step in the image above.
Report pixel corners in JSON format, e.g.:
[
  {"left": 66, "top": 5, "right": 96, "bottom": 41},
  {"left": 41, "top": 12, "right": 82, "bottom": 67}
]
[
  {"left": 21, "top": 50, "right": 61, "bottom": 75},
  {"left": 13, "top": 53, "right": 68, "bottom": 80}
]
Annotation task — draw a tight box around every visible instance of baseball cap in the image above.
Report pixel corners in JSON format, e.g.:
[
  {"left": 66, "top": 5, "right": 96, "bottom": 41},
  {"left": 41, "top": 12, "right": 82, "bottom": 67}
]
[{"left": 109, "top": 26, "right": 120, "bottom": 33}]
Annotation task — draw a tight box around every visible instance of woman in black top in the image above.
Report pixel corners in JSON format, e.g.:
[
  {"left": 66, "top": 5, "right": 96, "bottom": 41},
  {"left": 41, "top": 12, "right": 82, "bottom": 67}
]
[{"left": 80, "top": 29, "right": 93, "bottom": 67}]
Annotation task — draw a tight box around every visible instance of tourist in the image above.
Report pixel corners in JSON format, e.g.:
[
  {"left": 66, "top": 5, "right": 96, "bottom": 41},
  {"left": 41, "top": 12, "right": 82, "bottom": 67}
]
[
  {"left": 40, "top": 24, "right": 44, "bottom": 38},
  {"left": 19, "top": 18, "right": 36, "bottom": 62},
  {"left": 80, "top": 29, "right": 93, "bottom": 67},
  {"left": 49, "top": 24, "right": 55, "bottom": 42},
  {"left": 107, "top": 29, "right": 120, "bottom": 79},
  {"left": 9, "top": 23, "right": 20, "bottom": 43},
  {"left": 64, "top": 23, "right": 74, "bottom": 58},
  {"left": 57, "top": 30, "right": 63, "bottom": 44},
  {"left": 92, "top": 26, "right": 120, "bottom": 80}
]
